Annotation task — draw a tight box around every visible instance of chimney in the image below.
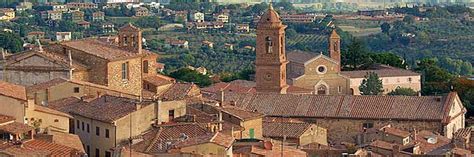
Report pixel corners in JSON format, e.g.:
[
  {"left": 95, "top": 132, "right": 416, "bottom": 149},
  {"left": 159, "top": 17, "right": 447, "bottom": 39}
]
[
  {"left": 68, "top": 50, "right": 73, "bottom": 80},
  {"left": 218, "top": 111, "right": 223, "bottom": 131},
  {"left": 220, "top": 90, "right": 225, "bottom": 104}
]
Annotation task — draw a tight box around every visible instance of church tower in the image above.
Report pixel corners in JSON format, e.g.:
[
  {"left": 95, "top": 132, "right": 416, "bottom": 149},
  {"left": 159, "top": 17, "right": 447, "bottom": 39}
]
[
  {"left": 118, "top": 23, "right": 142, "bottom": 54},
  {"left": 329, "top": 29, "right": 341, "bottom": 71},
  {"left": 255, "top": 4, "right": 289, "bottom": 93}
]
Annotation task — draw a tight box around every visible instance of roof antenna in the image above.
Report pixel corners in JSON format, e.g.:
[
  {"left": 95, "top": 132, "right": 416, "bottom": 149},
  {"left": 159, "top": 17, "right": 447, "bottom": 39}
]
[{"left": 36, "top": 39, "right": 43, "bottom": 52}]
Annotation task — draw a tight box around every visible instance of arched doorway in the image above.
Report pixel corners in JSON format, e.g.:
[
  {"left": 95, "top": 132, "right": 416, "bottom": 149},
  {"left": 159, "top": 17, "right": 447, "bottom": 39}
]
[{"left": 317, "top": 85, "right": 327, "bottom": 95}]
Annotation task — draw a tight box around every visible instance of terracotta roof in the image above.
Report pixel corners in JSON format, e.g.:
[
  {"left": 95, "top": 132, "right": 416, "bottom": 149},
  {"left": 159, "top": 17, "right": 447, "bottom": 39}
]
[
  {"left": 158, "top": 83, "right": 199, "bottom": 101},
  {"left": 23, "top": 139, "right": 84, "bottom": 156},
  {"left": 414, "top": 130, "right": 451, "bottom": 154},
  {"left": 26, "top": 78, "right": 68, "bottom": 93},
  {"left": 286, "top": 85, "right": 313, "bottom": 93},
  {"left": 0, "top": 122, "right": 33, "bottom": 134},
  {"left": 0, "top": 80, "right": 27, "bottom": 101},
  {"left": 287, "top": 50, "right": 318, "bottom": 64},
  {"left": 34, "top": 105, "right": 73, "bottom": 118},
  {"left": 120, "top": 23, "right": 140, "bottom": 31},
  {"left": 0, "top": 115, "right": 15, "bottom": 124},
  {"left": 35, "top": 130, "right": 85, "bottom": 153},
  {"left": 453, "top": 128, "right": 471, "bottom": 139},
  {"left": 70, "top": 95, "right": 152, "bottom": 123},
  {"left": 173, "top": 132, "right": 234, "bottom": 148},
  {"left": 219, "top": 106, "right": 264, "bottom": 121},
  {"left": 340, "top": 68, "right": 420, "bottom": 78},
  {"left": 3, "top": 49, "right": 89, "bottom": 71},
  {"left": 263, "top": 121, "right": 313, "bottom": 139},
  {"left": 258, "top": 5, "right": 281, "bottom": 24},
  {"left": 45, "top": 97, "right": 84, "bottom": 113},
  {"left": 59, "top": 38, "right": 145, "bottom": 61},
  {"left": 369, "top": 140, "right": 398, "bottom": 150},
  {"left": 224, "top": 92, "right": 455, "bottom": 121},
  {"left": 143, "top": 74, "right": 175, "bottom": 87},
  {"left": 381, "top": 127, "right": 410, "bottom": 138},
  {"left": 234, "top": 145, "right": 307, "bottom": 157},
  {"left": 131, "top": 123, "right": 211, "bottom": 154}
]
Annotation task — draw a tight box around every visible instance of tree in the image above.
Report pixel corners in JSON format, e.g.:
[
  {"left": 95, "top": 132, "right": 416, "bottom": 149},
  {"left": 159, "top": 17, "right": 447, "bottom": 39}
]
[
  {"left": 169, "top": 68, "right": 212, "bottom": 87},
  {"left": 0, "top": 32, "right": 23, "bottom": 53},
  {"left": 368, "top": 52, "right": 406, "bottom": 69},
  {"left": 415, "top": 58, "right": 453, "bottom": 95},
  {"left": 359, "top": 72, "right": 384, "bottom": 95},
  {"left": 380, "top": 22, "right": 391, "bottom": 35},
  {"left": 388, "top": 87, "right": 418, "bottom": 96},
  {"left": 402, "top": 15, "right": 415, "bottom": 24},
  {"left": 341, "top": 38, "right": 373, "bottom": 70}
]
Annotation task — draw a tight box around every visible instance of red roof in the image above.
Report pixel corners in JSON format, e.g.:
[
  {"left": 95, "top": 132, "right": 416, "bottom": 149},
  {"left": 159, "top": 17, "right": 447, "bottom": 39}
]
[
  {"left": 0, "top": 80, "right": 27, "bottom": 100},
  {"left": 224, "top": 92, "right": 458, "bottom": 121},
  {"left": 173, "top": 132, "right": 234, "bottom": 149}
]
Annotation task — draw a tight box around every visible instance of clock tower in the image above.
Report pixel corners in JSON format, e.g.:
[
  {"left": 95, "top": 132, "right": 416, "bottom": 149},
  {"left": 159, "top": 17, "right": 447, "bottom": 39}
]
[{"left": 255, "top": 4, "right": 289, "bottom": 93}]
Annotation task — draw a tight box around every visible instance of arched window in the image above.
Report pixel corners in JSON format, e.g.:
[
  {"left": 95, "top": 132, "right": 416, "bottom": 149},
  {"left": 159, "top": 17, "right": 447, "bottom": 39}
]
[
  {"left": 143, "top": 60, "right": 149, "bottom": 73},
  {"left": 265, "top": 36, "right": 273, "bottom": 54},
  {"left": 317, "top": 85, "right": 327, "bottom": 95}
]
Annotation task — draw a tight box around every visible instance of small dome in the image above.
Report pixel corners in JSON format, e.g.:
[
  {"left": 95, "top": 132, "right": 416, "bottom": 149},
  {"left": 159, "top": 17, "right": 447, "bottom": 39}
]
[{"left": 258, "top": 4, "right": 281, "bottom": 24}]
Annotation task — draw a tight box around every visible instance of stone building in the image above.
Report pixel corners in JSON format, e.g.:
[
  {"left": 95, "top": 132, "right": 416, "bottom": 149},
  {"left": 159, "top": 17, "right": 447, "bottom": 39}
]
[
  {"left": 1, "top": 24, "right": 162, "bottom": 97},
  {"left": 223, "top": 92, "right": 466, "bottom": 142},
  {"left": 263, "top": 118, "right": 328, "bottom": 147}
]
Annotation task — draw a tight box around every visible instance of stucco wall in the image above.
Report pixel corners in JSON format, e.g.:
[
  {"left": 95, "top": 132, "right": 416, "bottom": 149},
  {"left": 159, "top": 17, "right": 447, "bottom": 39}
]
[
  {"left": 0, "top": 96, "right": 26, "bottom": 123},
  {"left": 115, "top": 103, "right": 156, "bottom": 143},
  {"left": 179, "top": 143, "right": 230, "bottom": 156},
  {"left": 74, "top": 115, "right": 116, "bottom": 157},
  {"left": 28, "top": 109, "right": 70, "bottom": 133},
  {"left": 299, "top": 124, "right": 328, "bottom": 146},
  {"left": 349, "top": 75, "right": 421, "bottom": 95},
  {"left": 241, "top": 118, "right": 263, "bottom": 139},
  {"left": 157, "top": 100, "right": 186, "bottom": 124}
]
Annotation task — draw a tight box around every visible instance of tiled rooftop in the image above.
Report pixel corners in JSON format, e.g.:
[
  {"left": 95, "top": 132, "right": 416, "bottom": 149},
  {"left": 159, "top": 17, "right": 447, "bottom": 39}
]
[
  {"left": 173, "top": 132, "right": 234, "bottom": 148},
  {"left": 70, "top": 95, "right": 152, "bottom": 123},
  {"left": 0, "top": 80, "right": 26, "bottom": 100},
  {"left": 219, "top": 106, "right": 264, "bottom": 121},
  {"left": 263, "top": 121, "right": 313, "bottom": 139},
  {"left": 381, "top": 126, "right": 411, "bottom": 138},
  {"left": 224, "top": 92, "right": 455, "bottom": 121},
  {"left": 58, "top": 38, "right": 148, "bottom": 61},
  {"left": 158, "top": 83, "right": 199, "bottom": 101},
  {"left": 0, "top": 122, "right": 33, "bottom": 134}
]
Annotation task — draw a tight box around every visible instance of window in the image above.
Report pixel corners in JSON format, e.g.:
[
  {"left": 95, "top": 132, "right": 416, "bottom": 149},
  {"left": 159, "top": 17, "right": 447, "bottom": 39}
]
[
  {"left": 73, "top": 87, "right": 80, "bottom": 93},
  {"left": 96, "top": 127, "right": 100, "bottom": 136},
  {"left": 249, "top": 128, "right": 255, "bottom": 139},
  {"left": 169, "top": 110, "right": 175, "bottom": 121},
  {"left": 95, "top": 148, "right": 99, "bottom": 157},
  {"left": 363, "top": 122, "right": 374, "bottom": 129},
  {"left": 143, "top": 60, "right": 149, "bottom": 73},
  {"left": 265, "top": 36, "right": 273, "bottom": 54},
  {"left": 105, "top": 151, "right": 111, "bottom": 157},
  {"left": 121, "top": 62, "right": 129, "bottom": 80},
  {"left": 86, "top": 124, "right": 90, "bottom": 133},
  {"left": 316, "top": 65, "right": 327, "bottom": 74},
  {"left": 54, "top": 119, "right": 59, "bottom": 122},
  {"left": 408, "top": 77, "right": 412, "bottom": 82},
  {"left": 76, "top": 120, "right": 80, "bottom": 129},
  {"left": 338, "top": 86, "right": 342, "bottom": 93},
  {"left": 81, "top": 122, "right": 84, "bottom": 131},
  {"left": 105, "top": 129, "right": 109, "bottom": 138}
]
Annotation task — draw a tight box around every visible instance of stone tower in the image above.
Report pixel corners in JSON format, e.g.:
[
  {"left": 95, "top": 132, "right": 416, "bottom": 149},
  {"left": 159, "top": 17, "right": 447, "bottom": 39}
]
[
  {"left": 329, "top": 29, "right": 341, "bottom": 71},
  {"left": 255, "top": 4, "right": 289, "bottom": 94},
  {"left": 118, "top": 23, "right": 142, "bottom": 54}
]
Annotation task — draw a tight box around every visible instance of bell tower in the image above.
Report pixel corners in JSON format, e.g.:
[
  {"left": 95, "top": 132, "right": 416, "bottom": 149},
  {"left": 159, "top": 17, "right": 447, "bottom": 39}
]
[
  {"left": 118, "top": 23, "right": 142, "bottom": 54},
  {"left": 329, "top": 29, "right": 341, "bottom": 71},
  {"left": 255, "top": 4, "right": 288, "bottom": 94}
]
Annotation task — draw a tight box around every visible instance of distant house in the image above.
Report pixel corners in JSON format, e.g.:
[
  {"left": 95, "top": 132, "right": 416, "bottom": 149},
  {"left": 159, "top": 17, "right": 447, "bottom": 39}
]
[
  {"left": 224, "top": 43, "right": 233, "bottom": 50},
  {"left": 43, "top": 10, "right": 62, "bottom": 20},
  {"left": 165, "top": 38, "right": 189, "bottom": 49},
  {"left": 66, "top": 11, "right": 84, "bottom": 23},
  {"left": 66, "top": 2, "right": 98, "bottom": 9},
  {"left": 77, "top": 21, "right": 90, "bottom": 29},
  {"left": 236, "top": 23, "right": 250, "bottom": 32},
  {"left": 134, "top": 7, "right": 149, "bottom": 17},
  {"left": 202, "top": 40, "right": 214, "bottom": 48},
  {"left": 52, "top": 4, "right": 68, "bottom": 12},
  {"left": 91, "top": 11, "right": 104, "bottom": 21},
  {"left": 27, "top": 31, "right": 45, "bottom": 41},
  {"left": 215, "top": 13, "right": 229, "bottom": 23},
  {"left": 280, "top": 14, "right": 317, "bottom": 23},
  {"left": 0, "top": 8, "right": 15, "bottom": 21},
  {"left": 56, "top": 32, "right": 72, "bottom": 41},
  {"left": 15, "top": 2, "right": 32, "bottom": 12},
  {"left": 102, "top": 23, "right": 115, "bottom": 33},
  {"left": 191, "top": 11, "right": 204, "bottom": 22},
  {"left": 173, "top": 11, "right": 188, "bottom": 22}
]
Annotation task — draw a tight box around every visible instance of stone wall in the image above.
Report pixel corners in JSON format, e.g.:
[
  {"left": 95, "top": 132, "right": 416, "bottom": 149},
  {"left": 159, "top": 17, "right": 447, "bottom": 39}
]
[
  {"left": 0, "top": 96, "right": 26, "bottom": 123},
  {"left": 107, "top": 57, "right": 142, "bottom": 96}
]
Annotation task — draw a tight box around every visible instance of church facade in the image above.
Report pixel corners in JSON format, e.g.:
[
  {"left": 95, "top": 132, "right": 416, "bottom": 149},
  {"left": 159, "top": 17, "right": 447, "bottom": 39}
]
[{"left": 253, "top": 5, "right": 421, "bottom": 95}]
